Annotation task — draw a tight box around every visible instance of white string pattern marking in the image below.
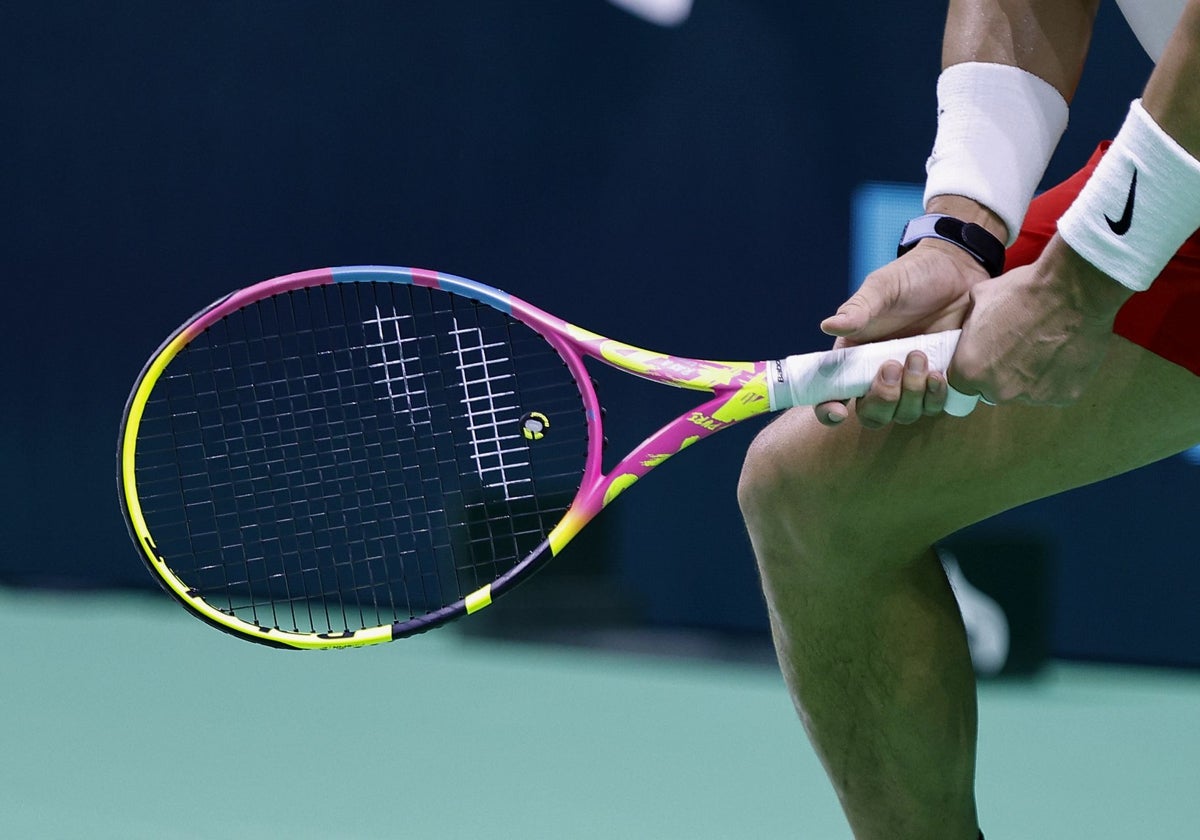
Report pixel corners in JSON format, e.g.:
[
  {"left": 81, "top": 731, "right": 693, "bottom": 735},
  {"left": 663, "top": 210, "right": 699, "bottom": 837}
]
[
  {"left": 365, "top": 305, "right": 429, "bottom": 421},
  {"left": 450, "top": 317, "right": 533, "bottom": 499}
]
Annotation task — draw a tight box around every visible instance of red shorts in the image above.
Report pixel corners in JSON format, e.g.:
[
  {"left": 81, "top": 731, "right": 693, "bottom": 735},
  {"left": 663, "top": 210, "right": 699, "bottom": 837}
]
[{"left": 1006, "top": 143, "right": 1200, "bottom": 376}]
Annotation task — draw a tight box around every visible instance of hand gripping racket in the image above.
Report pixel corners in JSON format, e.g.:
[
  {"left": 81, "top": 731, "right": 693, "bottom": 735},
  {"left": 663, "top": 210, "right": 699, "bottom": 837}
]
[{"left": 118, "top": 266, "right": 975, "bottom": 649}]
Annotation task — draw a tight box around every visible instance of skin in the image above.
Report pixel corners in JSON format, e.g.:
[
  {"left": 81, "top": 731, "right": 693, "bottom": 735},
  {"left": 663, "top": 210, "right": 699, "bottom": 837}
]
[
  {"left": 949, "top": 1, "right": 1200, "bottom": 406},
  {"left": 740, "top": 345, "right": 1200, "bottom": 839},
  {"left": 739, "top": 2, "right": 1200, "bottom": 838}
]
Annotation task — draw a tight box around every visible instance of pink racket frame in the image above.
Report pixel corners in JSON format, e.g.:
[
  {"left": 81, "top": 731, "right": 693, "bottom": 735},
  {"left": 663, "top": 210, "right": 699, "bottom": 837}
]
[
  {"left": 124, "top": 264, "right": 964, "bottom": 646},
  {"left": 327, "top": 266, "right": 773, "bottom": 563}
]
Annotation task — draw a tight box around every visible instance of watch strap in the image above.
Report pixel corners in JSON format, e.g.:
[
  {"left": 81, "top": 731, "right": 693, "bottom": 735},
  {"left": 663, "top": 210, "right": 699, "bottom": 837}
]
[{"left": 897, "top": 214, "right": 1006, "bottom": 278}]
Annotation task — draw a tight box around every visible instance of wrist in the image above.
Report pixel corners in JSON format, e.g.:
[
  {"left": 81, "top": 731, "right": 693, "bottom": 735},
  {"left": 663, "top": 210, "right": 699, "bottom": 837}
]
[
  {"left": 906, "top": 237, "right": 993, "bottom": 285},
  {"left": 1038, "top": 234, "right": 1135, "bottom": 322},
  {"left": 924, "top": 195, "right": 1009, "bottom": 244},
  {"left": 898, "top": 212, "right": 1006, "bottom": 277},
  {"left": 1056, "top": 99, "right": 1200, "bottom": 292}
]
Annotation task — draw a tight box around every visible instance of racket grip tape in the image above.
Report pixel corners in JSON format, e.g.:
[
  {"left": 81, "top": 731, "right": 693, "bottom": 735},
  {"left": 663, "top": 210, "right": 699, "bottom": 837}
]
[{"left": 768, "top": 329, "right": 980, "bottom": 417}]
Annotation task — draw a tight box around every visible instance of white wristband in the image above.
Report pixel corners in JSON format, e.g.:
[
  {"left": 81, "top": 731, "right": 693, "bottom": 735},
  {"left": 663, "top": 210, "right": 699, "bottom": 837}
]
[
  {"left": 925, "top": 62, "right": 1069, "bottom": 246},
  {"left": 1057, "top": 99, "right": 1200, "bottom": 292}
]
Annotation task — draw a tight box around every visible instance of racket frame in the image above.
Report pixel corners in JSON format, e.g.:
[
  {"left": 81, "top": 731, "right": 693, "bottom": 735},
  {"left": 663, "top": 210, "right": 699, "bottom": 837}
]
[{"left": 119, "top": 266, "right": 772, "bottom": 648}]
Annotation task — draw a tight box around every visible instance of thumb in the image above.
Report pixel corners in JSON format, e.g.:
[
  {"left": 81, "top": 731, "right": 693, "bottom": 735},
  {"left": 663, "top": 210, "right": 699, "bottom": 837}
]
[{"left": 821, "top": 286, "right": 886, "bottom": 338}]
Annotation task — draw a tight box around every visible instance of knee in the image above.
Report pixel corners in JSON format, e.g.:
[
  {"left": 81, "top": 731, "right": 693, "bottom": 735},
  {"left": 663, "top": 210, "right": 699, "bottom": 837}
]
[
  {"left": 738, "top": 416, "right": 848, "bottom": 594},
  {"left": 737, "top": 411, "right": 838, "bottom": 549},
  {"left": 740, "top": 411, "right": 954, "bottom": 596},
  {"left": 738, "top": 410, "right": 920, "bottom": 585}
]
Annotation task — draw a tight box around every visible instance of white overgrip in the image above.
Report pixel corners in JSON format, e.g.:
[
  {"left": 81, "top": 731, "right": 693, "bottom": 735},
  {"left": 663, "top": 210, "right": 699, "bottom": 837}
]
[{"left": 767, "top": 329, "right": 979, "bottom": 416}]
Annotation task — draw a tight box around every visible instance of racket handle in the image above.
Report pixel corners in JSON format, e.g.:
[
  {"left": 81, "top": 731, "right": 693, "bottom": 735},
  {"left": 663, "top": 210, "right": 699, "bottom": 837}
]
[{"left": 769, "top": 329, "right": 980, "bottom": 417}]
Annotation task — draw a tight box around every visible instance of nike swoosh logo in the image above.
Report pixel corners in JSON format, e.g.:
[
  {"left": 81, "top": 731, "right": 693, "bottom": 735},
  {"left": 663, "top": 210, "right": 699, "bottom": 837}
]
[{"left": 1105, "top": 168, "right": 1138, "bottom": 236}]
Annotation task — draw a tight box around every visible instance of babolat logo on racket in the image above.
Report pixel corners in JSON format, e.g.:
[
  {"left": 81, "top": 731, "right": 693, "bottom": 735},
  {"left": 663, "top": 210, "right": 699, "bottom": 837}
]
[{"left": 521, "top": 411, "right": 550, "bottom": 441}]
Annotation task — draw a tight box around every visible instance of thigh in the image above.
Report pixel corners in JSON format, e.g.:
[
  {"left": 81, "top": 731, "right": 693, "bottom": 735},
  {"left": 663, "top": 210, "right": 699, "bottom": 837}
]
[{"left": 748, "top": 336, "right": 1200, "bottom": 553}]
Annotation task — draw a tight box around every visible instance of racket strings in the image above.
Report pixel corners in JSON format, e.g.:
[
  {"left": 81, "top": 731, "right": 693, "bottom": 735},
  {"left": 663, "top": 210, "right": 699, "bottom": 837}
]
[
  {"left": 134, "top": 281, "right": 589, "bottom": 636},
  {"left": 360, "top": 291, "right": 488, "bottom": 622}
]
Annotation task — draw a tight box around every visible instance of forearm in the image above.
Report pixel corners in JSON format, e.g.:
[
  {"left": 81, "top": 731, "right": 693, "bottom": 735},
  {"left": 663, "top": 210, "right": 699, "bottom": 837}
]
[
  {"left": 942, "top": 0, "right": 1100, "bottom": 99},
  {"left": 1143, "top": 0, "right": 1200, "bottom": 156},
  {"left": 1054, "top": 0, "right": 1200, "bottom": 309},
  {"left": 922, "top": 1, "right": 1099, "bottom": 245}
]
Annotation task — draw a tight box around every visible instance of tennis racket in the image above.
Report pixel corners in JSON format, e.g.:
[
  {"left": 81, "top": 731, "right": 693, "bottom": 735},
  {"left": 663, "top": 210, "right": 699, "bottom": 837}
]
[{"left": 118, "top": 265, "right": 975, "bottom": 649}]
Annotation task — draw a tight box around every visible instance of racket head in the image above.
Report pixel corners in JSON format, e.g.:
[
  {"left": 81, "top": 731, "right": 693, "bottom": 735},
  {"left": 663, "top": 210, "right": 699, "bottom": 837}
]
[{"left": 118, "top": 266, "right": 599, "bottom": 648}]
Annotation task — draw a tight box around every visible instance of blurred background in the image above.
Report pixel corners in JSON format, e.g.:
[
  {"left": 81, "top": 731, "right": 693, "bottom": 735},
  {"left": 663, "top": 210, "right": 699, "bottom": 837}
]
[{"left": 4, "top": 2, "right": 1198, "bottom": 837}]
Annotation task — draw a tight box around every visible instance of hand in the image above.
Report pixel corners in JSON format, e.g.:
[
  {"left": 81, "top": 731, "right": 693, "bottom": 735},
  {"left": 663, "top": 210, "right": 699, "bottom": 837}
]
[
  {"left": 948, "top": 235, "right": 1135, "bottom": 406},
  {"left": 816, "top": 239, "right": 987, "bottom": 428}
]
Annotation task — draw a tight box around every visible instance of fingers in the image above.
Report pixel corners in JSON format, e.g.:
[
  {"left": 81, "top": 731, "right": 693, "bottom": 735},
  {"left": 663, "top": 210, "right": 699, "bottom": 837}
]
[
  {"left": 946, "top": 337, "right": 993, "bottom": 407},
  {"left": 855, "top": 351, "right": 948, "bottom": 430},
  {"left": 821, "top": 279, "right": 897, "bottom": 338},
  {"left": 815, "top": 399, "right": 850, "bottom": 427},
  {"left": 821, "top": 243, "right": 977, "bottom": 340},
  {"left": 820, "top": 295, "right": 872, "bottom": 337}
]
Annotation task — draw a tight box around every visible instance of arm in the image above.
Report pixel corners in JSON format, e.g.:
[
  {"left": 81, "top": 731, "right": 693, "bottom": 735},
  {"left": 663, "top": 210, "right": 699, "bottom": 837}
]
[
  {"left": 929, "top": 0, "right": 1101, "bottom": 242},
  {"left": 817, "top": 0, "right": 1099, "bottom": 426},
  {"left": 948, "top": 0, "right": 1200, "bottom": 406},
  {"left": 1142, "top": 0, "right": 1200, "bottom": 153},
  {"left": 943, "top": 0, "right": 1098, "bottom": 97}
]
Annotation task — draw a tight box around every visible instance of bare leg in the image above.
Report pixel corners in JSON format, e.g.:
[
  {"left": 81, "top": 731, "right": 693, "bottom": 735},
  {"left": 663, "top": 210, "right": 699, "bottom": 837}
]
[{"left": 738, "top": 338, "right": 1200, "bottom": 840}]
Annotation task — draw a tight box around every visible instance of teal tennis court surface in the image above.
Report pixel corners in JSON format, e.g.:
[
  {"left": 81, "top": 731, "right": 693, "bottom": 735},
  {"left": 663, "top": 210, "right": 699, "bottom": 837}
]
[{"left": 2, "top": 585, "right": 1196, "bottom": 839}]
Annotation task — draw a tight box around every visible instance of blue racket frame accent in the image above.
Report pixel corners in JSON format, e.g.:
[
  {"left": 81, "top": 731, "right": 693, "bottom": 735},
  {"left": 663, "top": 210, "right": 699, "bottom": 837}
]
[{"left": 331, "top": 265, "right": 514, "bottom": 315}]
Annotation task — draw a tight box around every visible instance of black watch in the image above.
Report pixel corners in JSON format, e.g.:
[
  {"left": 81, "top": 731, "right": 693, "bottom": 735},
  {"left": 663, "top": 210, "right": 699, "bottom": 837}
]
[{"left": 897, "top": 214, "right": 1006, "bottom": 278}]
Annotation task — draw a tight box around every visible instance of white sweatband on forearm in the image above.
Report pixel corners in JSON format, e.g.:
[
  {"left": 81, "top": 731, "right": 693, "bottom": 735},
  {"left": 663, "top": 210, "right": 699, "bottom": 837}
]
[
  {"left": 1057, "top": 99, "right": 1200, "bottom": 292},
  {"left": 924, "top": 62, "right": 1070, "bottom": 245}
]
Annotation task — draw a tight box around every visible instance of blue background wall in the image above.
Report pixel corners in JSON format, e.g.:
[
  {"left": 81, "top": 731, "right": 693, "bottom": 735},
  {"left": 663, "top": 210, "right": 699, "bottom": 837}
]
[{"left": 5, "top": 1, "right": 1194, "bottom": 666}]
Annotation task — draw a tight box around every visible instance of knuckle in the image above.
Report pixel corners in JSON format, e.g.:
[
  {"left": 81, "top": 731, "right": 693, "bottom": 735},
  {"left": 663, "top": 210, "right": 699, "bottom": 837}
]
[
  {"left": 841, "top": 292, "right": 872, "bottom": 313},
  {"left": 922, "top": 395, "right": 945, "bottom": 416},
  {"left": 893, "top": 397, "right": 924, "bottom": 425},
  {"left": 952, "top": 360, "right": 983, "bottom": 386},
  {"left": 925, "top": 382, "right": 948, "bottom": 414},
  {"left": 880, "top": 386, "right": 902, "bottom": 405},
  {"left": 995, "top": 382, "right": 1026, "bottom": 403},
  {"left": 950, "top": 369, "right": 986, "bottom": 396},
  {"left": 859, "top": 271, "right": 900, "bottom": 303},
  {"left": 855, "top": 400, "right": 894, "bottom": 429}
]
